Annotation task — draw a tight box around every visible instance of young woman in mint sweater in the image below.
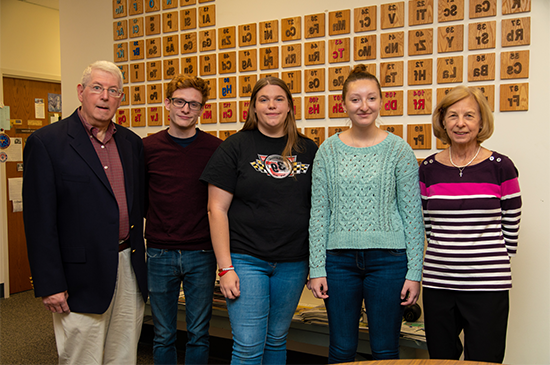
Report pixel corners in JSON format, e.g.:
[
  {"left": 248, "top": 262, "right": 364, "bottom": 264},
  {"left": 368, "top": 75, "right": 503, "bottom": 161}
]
[{"left": 307, "top": 65, "right": 425, "bottom": 363}]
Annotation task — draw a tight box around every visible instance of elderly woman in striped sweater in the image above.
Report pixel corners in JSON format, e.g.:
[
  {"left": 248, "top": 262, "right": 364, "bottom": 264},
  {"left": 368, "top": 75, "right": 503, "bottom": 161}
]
[{"left": 419, "top": 85, "right": 522, "bottom": 364}]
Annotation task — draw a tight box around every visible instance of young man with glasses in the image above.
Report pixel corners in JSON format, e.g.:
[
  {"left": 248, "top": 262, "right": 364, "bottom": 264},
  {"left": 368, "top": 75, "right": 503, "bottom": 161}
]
[{"left": 143, "top": 74, "right": 222, "bottom": 365}]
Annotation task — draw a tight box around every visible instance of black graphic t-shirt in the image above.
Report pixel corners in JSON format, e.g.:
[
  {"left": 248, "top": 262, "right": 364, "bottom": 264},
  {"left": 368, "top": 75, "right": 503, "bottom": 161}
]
[{"left": 200, "top": 129, "right": 318, "bottom": 262}]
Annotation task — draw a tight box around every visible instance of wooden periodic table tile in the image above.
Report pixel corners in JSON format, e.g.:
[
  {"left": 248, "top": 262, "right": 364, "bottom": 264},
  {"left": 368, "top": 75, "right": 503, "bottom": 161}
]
[
  {"left": 200, "top": 103, "right": 217, "bottom": 124},
  {"left": 501, "top": 17, "right": 530, "bottom": 47},
  {"left": 354, "top": 6, "right": 377, "bottom": 32},
  {"left": 354, "top": 35, "right": 376, "bottom": 61},
  {"left": 144, "top": 0, "right": 160, "bottom": 13},
  {"left": 408, "top": 28, "right": 433, "bottom": 56},
  {"left": 198, "top": 5, "right": 215, "bottom": 27},
  {"left": 381, "top": 2, "right": 405, "bottom": 29},
  {"left": 180, "top": 0, "right": 196, "bottom": 6},
  {"left": 219, "top": 52, "right": 236, "bottom": 74},
  {"left": 114, "top": 20, "right": 128, "bottom": 41},
  {"left": 436, "top": 56, "right": 463, "bottom": 84},
  {"left": 118, "top": 64, "right": 129, "bottom": 84},
  {"left": 282, "top": 17, "right": 301, "bottom": 42},
  {"left": 438, "top": 0, "right": 464, "bottom": 22},
  {"left": 219, "top": 26, "right": 236, "bottom": 49},
  {"left": 329, "top": 10, "right": 350, "bottom": 35},
  {"left": 163, "top": 58, "right": 179, "bottom": 80},
  {"left": 500, "top": 50, "right": 529, "bottom": 80},
  {"left": 304, "top": 96, "right": 325, "bottom": 120},
  {"left": 146, "top": 61, "right": 162, "bottom": 81},
  {"left": 204, "top": 78, "right": 216, "bottom": 99},
  {"left": 408, "top": 59, "right": 433, "bottom": 85},
  {"left": 131, "top": 85, "right": 145, "bottom": 105},
  {"left": 380, "top": 61, "right": 404, "bottom": 87},
  {"left": 162, "top": 0, "right": 178, "bottom": 10},
  {"left": 436, "top": 86, "right": 453, "bottom": 105},
  {"left": 436, "top": 138, "right": 449, "bottom": 150},
  {"left": 469, "top": 0, "right": 496, "bottom": 19},
  {"left": 502, "top": 0, "right": 530, "bottom": 14},
  {"left": 130, "top": 40, "right": 145, "bottom": 60},
  {"left": 468, "top": 21, "right": 496, "bottom": 50},
  {"left": 239, "top": 74, "right": 257, "bottom": 97},
  {"left": 500, "top": 83, "right": 529, "bottom": 111},
  {"left": 239, "top": 23, "right": 257, "bottom": 47},
  {"left": 304, "top": 41, "right": 325, "bottom": 66},
  {"left": 304, "top": 13, "right": 325, "bottom": 39},
  {"left": 468, "top": 53, "right": 495, "bottom": 82},
  {"left": 199, "top": 30, "right": 216, "bottom": 52},
  {"left": 437, "top": 24, "right": 464, "bottom": 53},
  {"left": 219, "top": 77, "right": 236, "bottom": 98},
  {"left": 476, "top": 84, "right": 495, "bottom": 111},
  {"left": 259, "top": 47, "right": 279, "bottom": 70},
  {"left": 199, "top": 54, "right": 216, "bottom": 76},
  {"left": 163, "top": 105, "right": 170, "bottom": 125},
  {"left": 147, "top": 83, "right": 162, "bottom": 104},
  {"left": 407, "top": 89, "right": 433, "bottom": 115},
  {"left": 260, "top": 72, "right": 279, "bottom": 79},
  {"left": 219, "top": 102, "right": 237, "bottom": 123},
  {"left": 328, "top": 94, "right": 346, "bottom": 119},
  {"left": 328, "top": 126, "right": 349, "bottom": 137},
  {"left": 282, "top": 70, "right": 301, "bottom": 94},
  {"left": 407, "top": 124, "right": 432, "bottom": 149},
  {"left": 129, "top": 0, "right": 143, "bottom": 15},
  {"left": 129, "top": 17, "right": 144, "bottom": 38},
  {"left": 304, "top": 127, "right": 325, "bottom": 147},
  {"left": 219, "top": 130, "right": 237, "bottom": 140},
  {"left": 131, "top": 107, "right": 146, "bottom": 127},
  {"left": 181, "top": 56, "right": 198, "bottom": 77},
  {"left": 147, "top": 106, "right": 163, "bottom": 126},
  {"left": 120, "top": 87, "right": 130, "bottom": 106},
  {"left": 239, "top": 49, "right": 257, "bottom": 72},
  {"left": 163, "top": 11, "right": 178, "bottom": 33},
  {"left": 203, "top": 130, "right": 217, "bottom": 137},
  {"left": 409, "top": 0, "right": 433, "bottom": 26},
  {"left": 181, "top": 32, "right": 197, "bottom": 54},
  {"left": 304, "top": 69, "right": 325, "bottom": 93},
  {"left": 292, "top": 97, "right": 302, "bottom": 119},
  {"left": 146, "top": 37, "right": 161, "bottom": 59},
  {"left": 163, "top": 35, "right": 179, "bottom": 57},
  {"left": 328, "top": 66, "right": 350, "bottom": 91},
  {"left": 380, "top": 124, "right": 404, "bottom": 138},
  {"left": 380, "top": 31, "right": 405, "bottom": 58},
  {"left": 113, "top": 0, "right": 127, "bottom": 19},
  {"left": 145, "top": 14, "right": 161, "bottom": 35},
  {"left": 259, "top": 20, "right": 279, "bottom": 45},
  {"left": 116, "top": 108, "right": 130, "bottom": 127},
  {"left": 381, "top": 90, "right": 404, "bottom": 116},
  {"left": 282, "top": 44, "right": 301, "bottom": 68},
  {"left": 130, "top": 62, "right": 145, "bottom": 82},
  {"left": 363, "top": 64, "right": 377, "bottom": 76},
  {"left": 329, "top": 38, "right": 350, "bottom": 64},
  {"left": 239, "top": 100, "right": 251, "bottom": 122},
  {"left": 180, "top": 8, "right": 196, "bottom": 30}
]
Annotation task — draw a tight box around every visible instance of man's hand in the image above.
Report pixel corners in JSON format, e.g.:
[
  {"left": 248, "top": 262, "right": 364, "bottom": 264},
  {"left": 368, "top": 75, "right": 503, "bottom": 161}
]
[{"left": 42, "top": 291, "right": 70, "bottom": 313}]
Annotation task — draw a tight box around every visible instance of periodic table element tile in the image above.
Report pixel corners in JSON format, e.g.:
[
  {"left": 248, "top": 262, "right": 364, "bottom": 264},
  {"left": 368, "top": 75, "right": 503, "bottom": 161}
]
[
  {"left": 147, "top": 83, "right": 162, "bottom": 104},
  {"left": 304, "top": 41, "right": 325, "bottom": 66},
  {"left": 180, "top": 0, "right": 196, "bottom": 6},
  {"left": 181, "top": 56, "right": 198, "bottom": 77},
  {"left": 118, "top": 64, "right": 129, "bottom": 84},
  {"left": 163, "top": 34, "right": 179, "bottom": 57},
  {"left": 328, "top": 66, "right": 350, "bottom": 91},
  {"left": 467, "top": 53, "right": 495, "bottom": 82},
  {"left": 129, "top": 17, "right": 144, "bottom": 38},
  {"left": 219, "top": 102, "right": 237, "bottom": 123},
  {"left": 468, "top": 21, "right": 496, "bottom": 50},
  {"left": 163, "top": 58, "right": 179, "bottom": 79},
  {"left": 328, "top": 38, "right": 350, "bottom": 64},
  {"left": 380, "top": 31, "right": 405, "bottom": 58},
  {"left": 239, "top": 100, "right": 251, "bottom": 122},
  {"left": 381, "top": 2, "right": 405, "bottom": 29},
  {"left": 219, "top": 77, "right": 236, "bottom": 99},
  {"left": 409, "top": 0, "right": 433, "bottom": 26},
  {"left": 198, "top": 5, "right": 215, "bottom": 27},
  {"left": 219, "top": 26, "right": 236, "bottom": 49},
  {"left": 260, "top": 71, "right": 279, "bottom": 79},
  {"left": 116, "top": 108, "right": 130, "bottom": 127},
  {"left": 437, "top": 24, "right": 464, "bottom": 53},
  {"left": 329, "top": 9, "right": 350, "bottom": 35},
  {"left": 145, "top": 14, "right": 161, "bottom": 36},
  {"left": 200, "top": 102, "right": 217, "bottom": 124},
  {"left": 500, "top": 82, "right": 528, "bottom": 111},
  {"left": 259, "top": 47, "right": 279, "bottom": 70},
  {"left": 380, "top": 61, "right": 404, "bottom": 87},
  {"left": 239, "top": 74, "right": 257, "bottom": 97},
  {"left": 354, "top": 35, "right": 377, "bottom": 61},
  {"left": 147, "top": 106, "right": 163, "bottom": 126},
  {"left": 144, "top": 0, "right": 160, "bottom": 13},
  {"left": 259, "top": 20, "right": 279, "bottom": 44},
  {"left": 114, "top": 20, "right": 128, "bottom": 41},
  {"left": 407, "top": 123, "right": 432, "bottom": 149},
  {"left": 219, "top": 52, "right": 237, "bottom": 74},
  {"left": 219, "top": 130, "right": 237, "bottom": 140},
  {"left": 436, "top": 86, "right": 453, "bottom": 105},
  {"left": 476, "top": 84, "right": 495, "bottom": 111},
  {"left": 304, "top": 68, "right": 325, "bottom": 93},
  {"left": 408, "top": 28, "right": 433, "bottom": 56},
  {"left": 304, "top": 95, "right": 325, "bottom": 120},
  {"left": 163, "top": 102, "right": 171, "bottom": 125},
  {"left": 163, "top": 11, "right": 178, "bottom": 33},
  {"left": 120, "top": 87, "right": 130, "bottom": 106},
  {"left": 328, "top": 94, "right": 346, "bottom": 119},
  {"left": 363, "top": 63, "right": 377, "bottom": 76},
  {"left": 501, "top": 17, "right": 531, "bottom": 47},
  {"left": 381, "top": 90, "right": 404, "bottom": 116},
  {"left": 304, "top": 127, "right": 325, "bottom": 147},
  {"left": 282, "top": 44, "right": 301, "bottom": 68},
  {"left": 130, "top": 62, "right": 145, "bottom": 82},
  {"left": 239, "top": 49, "right": 257, "bottom": 72},
  {"left": 380, "top": 124, "right": 403, "bottom": 138},
  {"left": 502, "top": 0, "right": 530, "bottom": 14},
  {"left": 437, "top": 56, "right": 463, "bottom": 84},
  {"left": 469, "top": 0, "right": 496, "bottom": 19},
  {"left": 180, "top": 8, "right": 196, "bottom": 31},
  {"left": 500, "top": 50, "right": 529, "bottom": 80},
  {"left": 131, "top": 86, "right": 146, "bottom": 105},
  {"left": 199, "top": 54, "right": 216, "bottom": 76},
  {"left": 162, "top": 0, "right": 178, "bottom": 9},
  {"left": 293, "top": 97, "right": 302, "bottom": 120},
  {"left": 438, "top": 0, "right": 464, "bottom": 22},
  {"left": 239, "top": 23, "right": 257, "bottom": 47},
  {"left": 407, "top": 89, "right": 432, "bottom": 115},
  {"left": 354, "top": 6, "right": 377, "bottom": 33},
  {"left": 114, "top": 42, "right": 129, "bottom": 63},
  {"left": 146, "top": 37, "right": 162, "bottom": 59},
  {"left": 113, "top": 0, "right": 127, "bottom": 19},
  {"left": 146, "top": 61, "right": 162, "bottom": 81},
  {"left": 304, "top": 13, "right": 325, "bottom": 39},
  {"left": 282, "top": 17, "right": 301, "bottom": 42},
  {"left": 408, "top": 58, "right": 433, "bottom": 85},
  {"left": 130, "top": 40, "right": 145, "bottom": 60},
  {"left": 129, "top": 0, "right": 143, "bottom": 15},
  {"left": 204, "top": 78, "right": 217, "bottom": 99},
  {"left": 282, "top": 70, "right": 301, "bottom": 94},
  {"left": 328, "top": 126, "right": 350, "bottom": 137},
  {"left": 199, "top": 30, "right": 216, "bottom": 52},
  {"left": 181, "top": 32, "right": 197, "bottom": 54}
]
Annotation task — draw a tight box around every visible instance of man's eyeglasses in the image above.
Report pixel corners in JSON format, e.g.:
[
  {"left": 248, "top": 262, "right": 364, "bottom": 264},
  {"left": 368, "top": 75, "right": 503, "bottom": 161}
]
[
  {"left": 87, "top": 84, "right": 123, "bottom": 98},
  {"left": 170, "top": 98, "right": 203, "bottom": 111}
]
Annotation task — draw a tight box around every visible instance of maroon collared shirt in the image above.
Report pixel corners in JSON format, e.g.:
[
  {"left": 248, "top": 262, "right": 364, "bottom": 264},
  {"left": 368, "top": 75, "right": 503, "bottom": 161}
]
[{"left": 78, "top": 109, "right": 129, "bottom": 240}]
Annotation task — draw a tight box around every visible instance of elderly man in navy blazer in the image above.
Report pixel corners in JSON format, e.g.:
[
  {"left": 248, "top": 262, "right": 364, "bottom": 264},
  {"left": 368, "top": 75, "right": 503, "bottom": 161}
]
[{"left": 23, "top": 60, "right": 147, "bottom": 364}]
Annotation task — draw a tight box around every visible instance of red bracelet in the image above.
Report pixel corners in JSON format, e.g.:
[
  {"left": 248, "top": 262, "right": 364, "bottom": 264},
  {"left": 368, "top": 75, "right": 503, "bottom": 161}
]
[{"left": 218, "top": 266, "right": 234, "bottom": 277}]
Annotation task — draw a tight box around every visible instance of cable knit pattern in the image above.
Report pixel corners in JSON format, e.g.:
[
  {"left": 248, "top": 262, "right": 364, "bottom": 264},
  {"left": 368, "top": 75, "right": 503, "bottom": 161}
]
[{"left": 308, "top": 132, "right": 425, "bottom": 281}]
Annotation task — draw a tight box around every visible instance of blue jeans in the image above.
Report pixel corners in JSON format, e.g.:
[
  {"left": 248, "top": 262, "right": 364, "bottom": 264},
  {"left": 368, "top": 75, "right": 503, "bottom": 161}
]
[
  {"left": 147, "top": 247, "right": 216, "bottom": 365},
  {"left": 324, "top": 249, "right": 407, "bottom": 363},
  {"left": 226, "top": 253, "right": 308, "bottom": 365}
]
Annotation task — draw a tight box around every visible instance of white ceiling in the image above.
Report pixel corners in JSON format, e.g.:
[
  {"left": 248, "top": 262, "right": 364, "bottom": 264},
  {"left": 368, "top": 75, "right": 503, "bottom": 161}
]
[{"left": 18, "top": 0, "right": 59, "bottom": 11}]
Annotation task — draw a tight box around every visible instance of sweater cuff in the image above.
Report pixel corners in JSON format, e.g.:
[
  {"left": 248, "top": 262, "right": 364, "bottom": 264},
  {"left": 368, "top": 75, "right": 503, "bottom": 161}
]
[
  {"left": 405, "top": 268, "right": 422, "bottom": 282},
  {"left": 309, "top": 266, "right": 327, "bottom": 279}
]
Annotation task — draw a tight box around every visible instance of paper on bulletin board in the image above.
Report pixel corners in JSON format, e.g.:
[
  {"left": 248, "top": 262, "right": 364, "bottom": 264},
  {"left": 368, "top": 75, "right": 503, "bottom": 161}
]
[
  {"left": 35, "top": 98, "right": 45, "bottom": 119},
  {"left": 0, "top": 105, "right": 10, "bottom": 130},
  {"left": 5, "top": 138, "right": 23, "bottom": 161},
  {"left": 8, "top": 177, "right": 23, "bottom": 201}
]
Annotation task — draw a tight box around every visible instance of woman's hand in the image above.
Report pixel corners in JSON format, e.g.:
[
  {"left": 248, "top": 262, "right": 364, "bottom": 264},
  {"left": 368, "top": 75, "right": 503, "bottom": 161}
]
[
  {"left": 219, "top": 271, "right": 240, "bottom": 299},
  {"left": 307, "top": 277, "right": 329, "bottom": 299},
  {"left": 400, "top": 279, "right": 420, "bottom": 306}
]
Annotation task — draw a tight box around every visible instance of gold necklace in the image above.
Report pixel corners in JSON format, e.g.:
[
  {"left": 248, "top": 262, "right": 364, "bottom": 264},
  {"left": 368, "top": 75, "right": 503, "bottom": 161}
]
[{"left": 449, "top": 145, "right": 481, "bottom": 177}]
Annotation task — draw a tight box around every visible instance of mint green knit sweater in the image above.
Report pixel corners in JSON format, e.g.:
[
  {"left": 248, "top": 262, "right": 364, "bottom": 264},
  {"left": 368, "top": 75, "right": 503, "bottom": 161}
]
[{"left": 308, "top": 132, "right": 425, "bottom": 281}]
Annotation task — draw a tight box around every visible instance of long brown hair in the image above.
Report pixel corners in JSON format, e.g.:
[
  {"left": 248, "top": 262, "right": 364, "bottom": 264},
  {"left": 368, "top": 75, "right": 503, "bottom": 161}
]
[{"left": 241, "top": 76, "right": 306, "bottom": 160}]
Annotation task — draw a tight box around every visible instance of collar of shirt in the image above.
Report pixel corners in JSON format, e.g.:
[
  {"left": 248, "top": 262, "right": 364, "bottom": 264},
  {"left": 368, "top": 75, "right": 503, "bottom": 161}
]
[{"left": 78, "top": 107, "right": 117, "bottom": 144}]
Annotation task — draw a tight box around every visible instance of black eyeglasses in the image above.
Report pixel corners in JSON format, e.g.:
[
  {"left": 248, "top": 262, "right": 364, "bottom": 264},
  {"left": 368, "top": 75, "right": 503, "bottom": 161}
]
[{"left": 170, "top": 98, "right": 203, "bottom": 111}]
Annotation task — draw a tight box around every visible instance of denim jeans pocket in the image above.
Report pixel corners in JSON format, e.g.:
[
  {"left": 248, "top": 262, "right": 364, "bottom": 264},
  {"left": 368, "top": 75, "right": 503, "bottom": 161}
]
[
  {"left": 146, "top": 247, "right": 165, "bottom": 259},
  {"left": 388, "top": 248, "right": 406, "bottom": 256}
]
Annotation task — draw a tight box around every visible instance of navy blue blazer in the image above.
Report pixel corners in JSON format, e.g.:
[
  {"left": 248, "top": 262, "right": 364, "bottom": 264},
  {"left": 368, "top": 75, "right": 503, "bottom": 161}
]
[{"left": 23, "top": 109, "right": 147, "bottom": 314}]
